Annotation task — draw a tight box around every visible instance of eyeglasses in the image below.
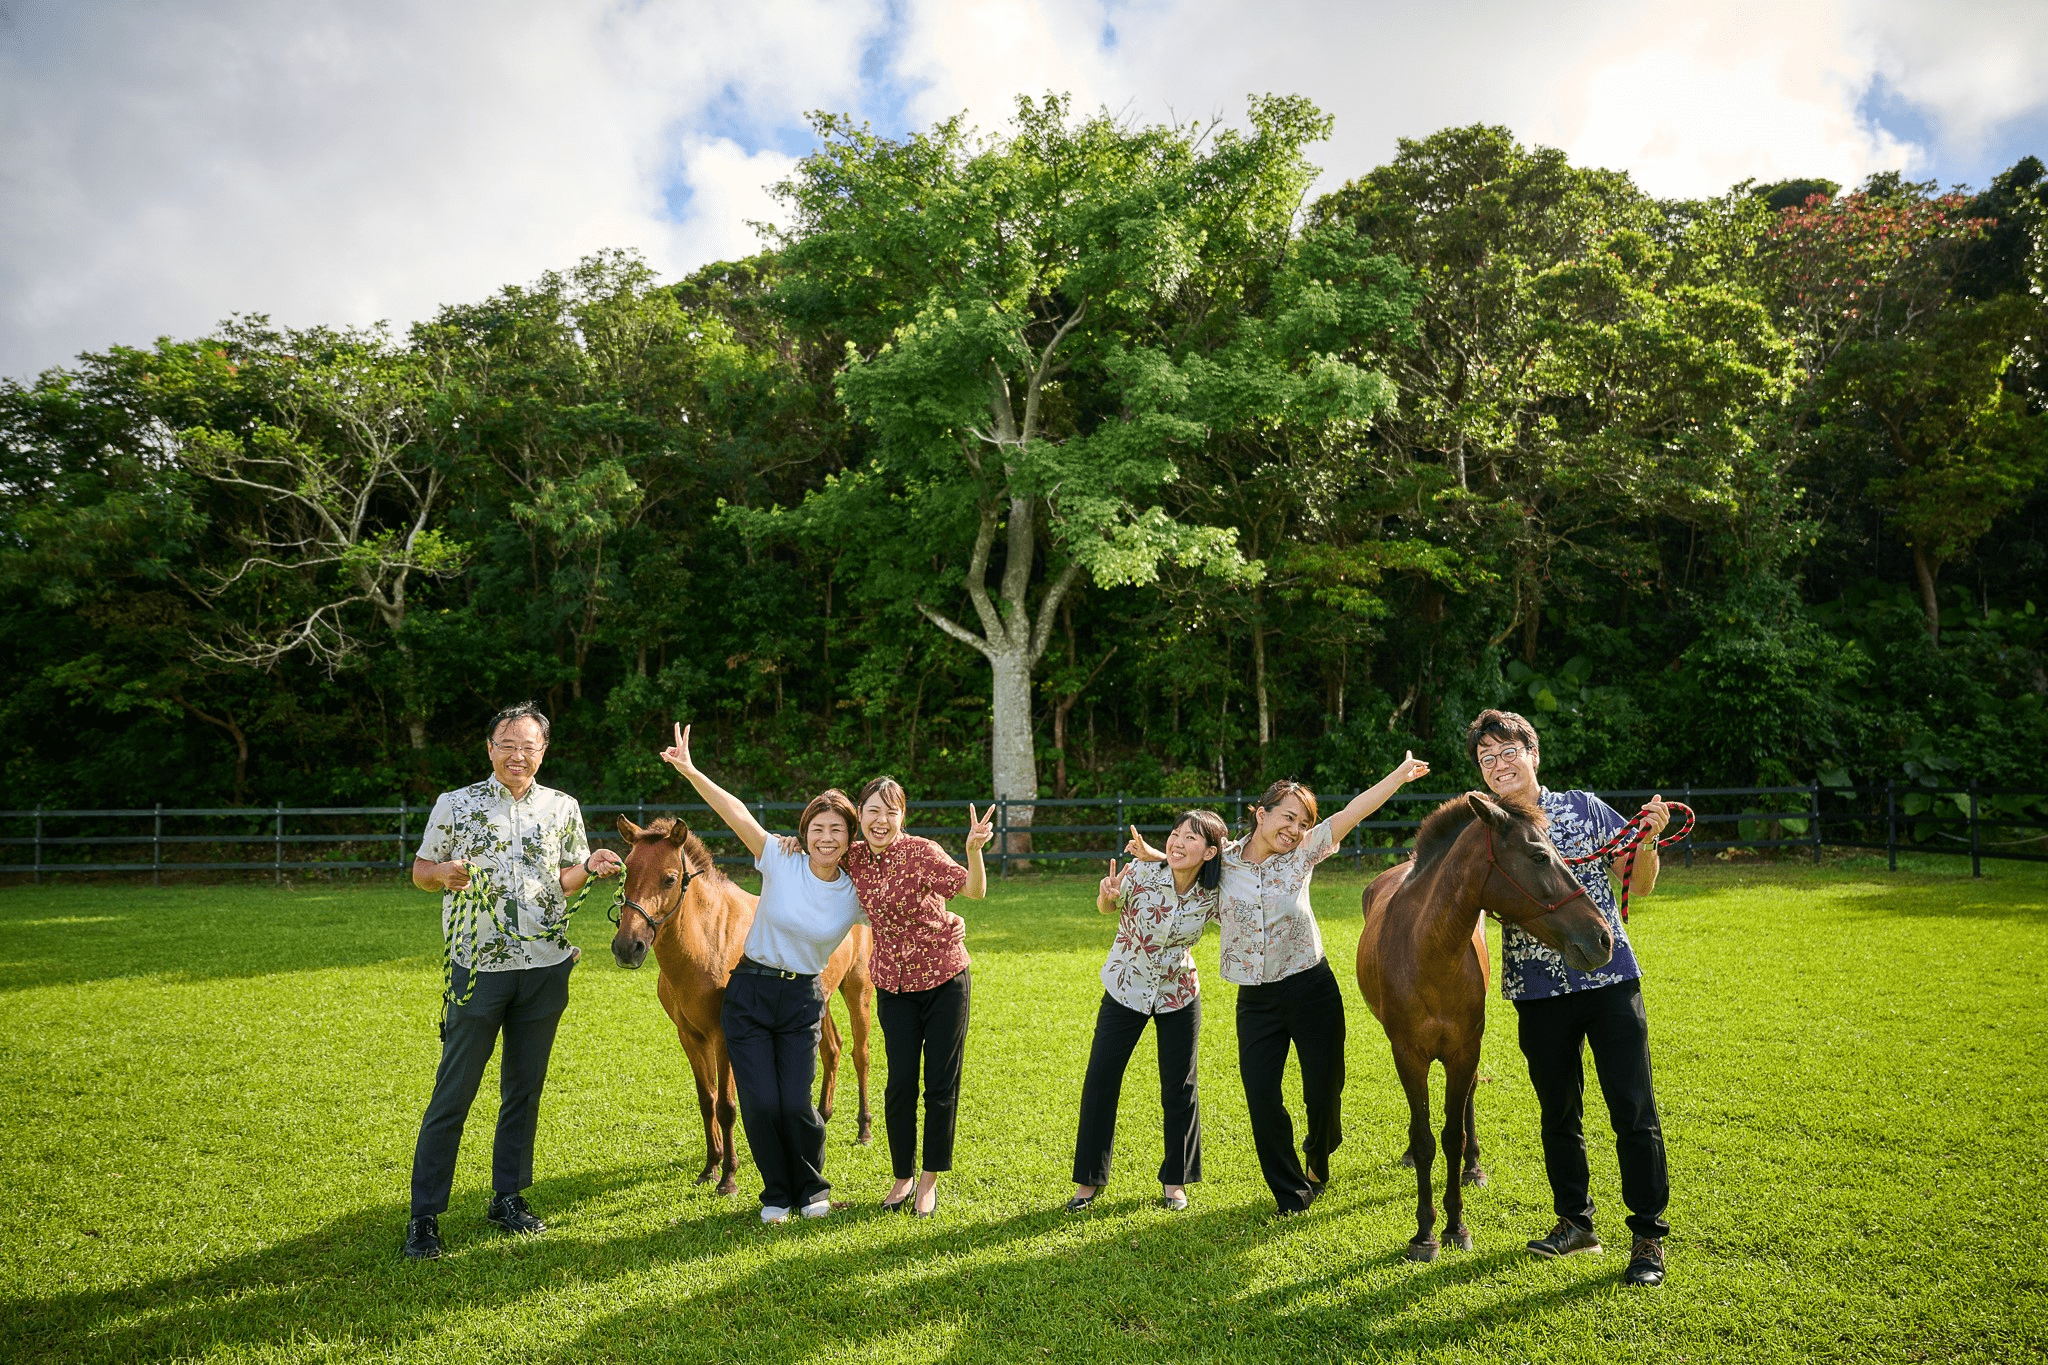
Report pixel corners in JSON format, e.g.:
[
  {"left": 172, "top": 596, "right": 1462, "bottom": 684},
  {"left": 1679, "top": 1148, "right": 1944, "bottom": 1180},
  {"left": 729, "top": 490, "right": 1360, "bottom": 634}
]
[
  {"left": 492, "top": 743, "right": 545, "bottom": 759},
  {"left": 1477, "top": 745, "right": 1528, "bottom": 769}
]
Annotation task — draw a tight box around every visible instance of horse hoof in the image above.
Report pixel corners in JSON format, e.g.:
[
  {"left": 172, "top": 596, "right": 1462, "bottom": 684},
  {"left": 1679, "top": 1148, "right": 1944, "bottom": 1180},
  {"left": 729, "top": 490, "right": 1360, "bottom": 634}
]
[
  {"left": 1406, "top": 1239, "right": 1439, "bottom": 1263},
  {"left": 856, "top": 1125, "right": 874, "bottom": 1146},
  {"left": 1397, "top": 1152, "right": 1417, "bottom": 1170},
  {"left": 694, "top": 1170, "right": 715, "bottom": 1186},
  {"left": 1462, "top": 1167, "right": 1489, "bottom": 1188},
  {"left": 1448, "top": 1228, "right": 1473, "bottom": 1252},
  {"left": 715, "top": 1178, "right": 738, "bottom": 1197}
]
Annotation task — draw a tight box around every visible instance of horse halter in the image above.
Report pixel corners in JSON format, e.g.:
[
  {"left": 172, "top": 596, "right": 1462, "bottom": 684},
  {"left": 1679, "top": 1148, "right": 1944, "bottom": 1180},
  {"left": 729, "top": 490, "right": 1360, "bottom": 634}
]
[
  {"left": 1481, "top": 821, "right": 1591, "bottom": 921},
  {"left": 609, "top": 862, "right": 701, "bottom": 933}
]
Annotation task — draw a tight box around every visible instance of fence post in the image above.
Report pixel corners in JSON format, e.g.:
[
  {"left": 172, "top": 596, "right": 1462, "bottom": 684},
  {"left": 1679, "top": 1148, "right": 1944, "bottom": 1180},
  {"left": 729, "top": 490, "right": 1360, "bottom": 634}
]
[
  {"left": 1232, "top": 788, "right": 1243, "bottom": 833},
  {"left": 997, "top": 797, "right": 1009, "bottom": 878},
  {"left": 1810, "top": 781, "right": 1822, "bottom": 866},
  {"left": 1116, "top": 793, "right": 1125, "bottom": 858},
  {"left": 153, "top": 803, "right": 163, "bottom": 887},
  {"left": 1681, "top": 785, "right": 1693, "bottom": 868},
  {"left": 34, "top": 804, "right": 43, "bottom": 885},
  {"left": 1969, "top": 782, "right": 1981, "bottom": 879},
  {"left": 398, "top": 800, "right": 408, "bottom": 874},
  {"left": 1885, "top": 779, "right": 1897, "bottom": 873},
  {"left": 274, "top": 802, "right": 284, "bottom": 885}
]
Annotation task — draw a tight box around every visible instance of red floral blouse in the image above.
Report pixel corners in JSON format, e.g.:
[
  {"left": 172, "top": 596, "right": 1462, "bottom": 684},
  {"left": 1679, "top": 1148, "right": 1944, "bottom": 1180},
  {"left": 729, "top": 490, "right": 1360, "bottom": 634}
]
[{"left": 844, "top": 835, "right": 971, "bottom": 993}]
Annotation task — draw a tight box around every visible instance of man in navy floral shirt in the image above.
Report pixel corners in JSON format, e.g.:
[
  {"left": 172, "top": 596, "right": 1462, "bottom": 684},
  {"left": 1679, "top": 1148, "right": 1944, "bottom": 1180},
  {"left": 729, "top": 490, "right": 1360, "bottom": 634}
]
[{"left": 1468, "top": 708, "right": 1673, "bottom": 1288}]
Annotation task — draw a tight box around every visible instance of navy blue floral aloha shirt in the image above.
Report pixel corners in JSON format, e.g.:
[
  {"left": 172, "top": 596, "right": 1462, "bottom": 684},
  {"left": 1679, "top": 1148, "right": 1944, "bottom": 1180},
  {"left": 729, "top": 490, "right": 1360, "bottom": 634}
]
[{"left": 1499, "top": 787, "right": 1642, "bottom": 1001}]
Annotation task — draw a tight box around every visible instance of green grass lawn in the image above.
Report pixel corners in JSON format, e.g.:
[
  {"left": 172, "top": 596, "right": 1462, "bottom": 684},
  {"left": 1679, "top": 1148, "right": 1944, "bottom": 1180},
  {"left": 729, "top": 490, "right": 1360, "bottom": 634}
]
[{"left": 2, "top": 856, "right": 2044, "bottom": 1363}]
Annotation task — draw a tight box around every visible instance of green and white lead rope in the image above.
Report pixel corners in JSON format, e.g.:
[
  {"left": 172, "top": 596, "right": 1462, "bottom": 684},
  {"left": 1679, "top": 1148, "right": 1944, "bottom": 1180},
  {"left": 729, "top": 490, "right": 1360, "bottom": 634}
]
[{"left": 440, "top": 864, "right": 618, "bottom": 1021}]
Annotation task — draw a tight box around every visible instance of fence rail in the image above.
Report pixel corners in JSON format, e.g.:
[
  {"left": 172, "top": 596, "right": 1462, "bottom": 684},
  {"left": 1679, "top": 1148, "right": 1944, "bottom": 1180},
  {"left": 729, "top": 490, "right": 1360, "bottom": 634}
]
[{"left": 3, "top": 782, "right": 2042, "bottom": 882}]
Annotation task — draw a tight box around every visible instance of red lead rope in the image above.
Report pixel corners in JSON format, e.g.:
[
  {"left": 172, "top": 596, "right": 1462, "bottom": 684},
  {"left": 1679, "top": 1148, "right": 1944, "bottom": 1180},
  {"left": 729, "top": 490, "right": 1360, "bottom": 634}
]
[{"left": 1561, "top": 801, "right": 1695, "bottom": 923}]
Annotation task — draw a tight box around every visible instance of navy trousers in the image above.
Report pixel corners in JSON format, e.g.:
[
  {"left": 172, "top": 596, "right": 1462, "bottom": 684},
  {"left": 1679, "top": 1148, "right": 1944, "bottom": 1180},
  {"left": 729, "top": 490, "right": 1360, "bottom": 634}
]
[{"left": 722, "top": 971, "right": 832, "bottom": 1209}]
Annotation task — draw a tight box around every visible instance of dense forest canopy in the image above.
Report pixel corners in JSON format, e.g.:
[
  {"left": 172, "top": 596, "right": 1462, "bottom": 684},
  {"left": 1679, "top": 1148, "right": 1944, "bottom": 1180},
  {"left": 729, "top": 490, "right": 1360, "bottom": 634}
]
[{"left": 3, "top": 100, "right": 2045, "bottom": 812}]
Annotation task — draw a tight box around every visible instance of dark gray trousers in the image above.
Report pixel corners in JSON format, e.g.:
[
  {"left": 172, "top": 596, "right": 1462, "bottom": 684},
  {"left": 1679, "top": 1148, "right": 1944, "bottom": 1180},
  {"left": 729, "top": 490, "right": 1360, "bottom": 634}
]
[
  {"left": 877, "top": 968, "right": 971, "bottom": 1179},
  {"left": 410, "top": 957, "right": 573, "bottom": 1217},
  {"left": 1072, "top": 991, "right": 1203, "bottom": 1188},
  {"left": 722, "top": 971, "right": 831, "bottom": 1210}
]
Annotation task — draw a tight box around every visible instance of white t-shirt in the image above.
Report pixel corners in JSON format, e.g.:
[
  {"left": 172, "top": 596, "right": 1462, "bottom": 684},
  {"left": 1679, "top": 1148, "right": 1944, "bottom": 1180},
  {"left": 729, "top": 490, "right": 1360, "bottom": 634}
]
[{"left": 745, "top": 840, "right": 866, "bottom": 975}]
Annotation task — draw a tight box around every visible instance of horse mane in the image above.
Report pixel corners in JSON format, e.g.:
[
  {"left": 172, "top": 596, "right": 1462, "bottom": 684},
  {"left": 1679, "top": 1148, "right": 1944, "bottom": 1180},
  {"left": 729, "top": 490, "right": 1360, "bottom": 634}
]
[
  {"left": 1410, "top": 790, "right": 1548, "bottom": 870},
  {"left": 636, "top": 819, "right": 724, "bottom": 881}
]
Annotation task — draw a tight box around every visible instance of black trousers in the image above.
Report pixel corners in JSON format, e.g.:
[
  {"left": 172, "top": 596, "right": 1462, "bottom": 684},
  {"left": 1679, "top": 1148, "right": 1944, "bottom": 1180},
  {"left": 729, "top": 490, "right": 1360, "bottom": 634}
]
[
  {"left": 1071, "top": 992, "right": 1203, "bottom": 1187},
  {"left": 1235, "top": 957, "right": 1346, "bottom": 1212},
  {"left": 875, "top": 968, "right": 971, "bottom": 1179},
  {"left": 1514, "top": 977, "right": 1671, "bottom": 1240},
  {"left": 410, "top": 957, "right": 572, "bottom": 1217},
  {"left": 722, "top": 971, "right": 831, "bottom": 1209}
]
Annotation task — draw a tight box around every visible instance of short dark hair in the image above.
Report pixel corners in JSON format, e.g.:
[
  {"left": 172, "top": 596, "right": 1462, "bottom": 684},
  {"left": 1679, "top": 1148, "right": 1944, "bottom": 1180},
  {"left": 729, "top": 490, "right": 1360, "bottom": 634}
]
[
  {"left": 855, "top": 775, "right": 907, "bottom": 815},
  {"left": 1252, "top": 779, "right": 1318, "bottom": 832},
  {"left": 1465, "top": 709, "right": 1539, "bottom": 766},
  {"left": 799, "top": 789, "right": 859, "bottom": 849},
  {"left": 1170, "top": 809, "right": 1229, "bottom": 891},
  {"left": 488, "top": 701, "right": 551, "bottom": 744}
]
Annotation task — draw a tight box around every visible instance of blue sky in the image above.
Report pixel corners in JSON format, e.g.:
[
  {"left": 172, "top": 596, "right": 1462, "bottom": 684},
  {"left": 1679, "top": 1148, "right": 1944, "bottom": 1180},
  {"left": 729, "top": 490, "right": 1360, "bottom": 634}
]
[{"left": 4, "top": 0, "right": 2045, "bottom": 379}]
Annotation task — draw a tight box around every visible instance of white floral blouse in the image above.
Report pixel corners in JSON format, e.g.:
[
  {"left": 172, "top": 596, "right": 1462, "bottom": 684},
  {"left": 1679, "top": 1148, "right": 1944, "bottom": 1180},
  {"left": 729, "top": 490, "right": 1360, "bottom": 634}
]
[
  {"left": 1218, "top": 819, "right": 1339, "bottom": 985},
  {"left": 1101, "top": 860, "right": 1220, "bottom": 1014},
  {"left": 416, "top": 777, "right": 591, "bottom": 971}
]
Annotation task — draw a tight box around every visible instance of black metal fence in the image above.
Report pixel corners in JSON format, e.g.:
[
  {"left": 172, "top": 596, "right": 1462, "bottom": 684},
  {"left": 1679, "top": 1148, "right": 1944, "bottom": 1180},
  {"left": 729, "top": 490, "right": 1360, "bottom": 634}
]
[{"left": 3, "top": 783, "right": 2042, "bottom": 882}]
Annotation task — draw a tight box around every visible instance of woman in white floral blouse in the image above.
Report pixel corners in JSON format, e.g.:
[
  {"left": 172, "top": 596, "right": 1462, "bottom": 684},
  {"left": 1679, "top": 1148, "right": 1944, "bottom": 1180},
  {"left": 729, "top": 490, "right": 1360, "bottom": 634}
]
[
  {"left": 1065, "top": 809, "right": 1227, "bottom": 1213},
  {"left": 1130, "top": 754, "right": 1430, "bottom": 1214}
]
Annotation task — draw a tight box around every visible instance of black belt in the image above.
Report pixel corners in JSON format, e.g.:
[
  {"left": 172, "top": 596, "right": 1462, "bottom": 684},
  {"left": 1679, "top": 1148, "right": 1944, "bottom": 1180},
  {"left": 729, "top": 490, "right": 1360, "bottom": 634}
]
[{"left": 733, "top": 957, "right": 813, "bottom": 981}]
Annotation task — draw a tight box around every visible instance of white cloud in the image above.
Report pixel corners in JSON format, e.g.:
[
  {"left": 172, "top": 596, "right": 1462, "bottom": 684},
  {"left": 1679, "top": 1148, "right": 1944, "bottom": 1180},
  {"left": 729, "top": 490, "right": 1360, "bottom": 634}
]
[
  {"left": 0, "top": 0, "right": 880, "bottom": 376},
  {"left": 5, "top": 0, "right": 2045, "bottom": 380}
]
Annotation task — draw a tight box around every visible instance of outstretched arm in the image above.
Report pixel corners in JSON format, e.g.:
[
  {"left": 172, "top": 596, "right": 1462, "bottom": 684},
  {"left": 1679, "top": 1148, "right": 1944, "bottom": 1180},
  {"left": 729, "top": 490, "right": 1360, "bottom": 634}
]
[
  {"left": 659, "top": 722, "right": 770, "bottom": 859},
  {"left": 1325, "top": 751, "right": 1432, "bottom": 843}
]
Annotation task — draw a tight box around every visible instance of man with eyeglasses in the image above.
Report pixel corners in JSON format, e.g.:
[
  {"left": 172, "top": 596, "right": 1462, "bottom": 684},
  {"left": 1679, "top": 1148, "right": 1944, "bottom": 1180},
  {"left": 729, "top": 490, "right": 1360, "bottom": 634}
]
[
  {"left": 401, "top": 701, "right": 622, "bottom": 1260},
  {"left": 1465, "top": 708, "right": 1673, "bottom": 1288}
]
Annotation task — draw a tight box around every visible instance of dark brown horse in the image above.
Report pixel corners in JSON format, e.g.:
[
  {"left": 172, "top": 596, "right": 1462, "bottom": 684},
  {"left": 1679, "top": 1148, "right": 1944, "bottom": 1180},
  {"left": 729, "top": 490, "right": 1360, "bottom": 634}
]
[
  {"left": 608, "top": 816, "right": 875, "bottom": 1195},
  {"left": 1357, "top": 791, "right": 1615, "bottom": 1261}
]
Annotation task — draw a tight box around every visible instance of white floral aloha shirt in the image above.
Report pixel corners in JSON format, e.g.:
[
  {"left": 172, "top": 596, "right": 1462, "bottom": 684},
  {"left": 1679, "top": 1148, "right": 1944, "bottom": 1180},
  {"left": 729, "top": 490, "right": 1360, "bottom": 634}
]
[
  {"left": 1499, "top": 787, "right": 1643, "bottom": 1001},
  {"left": 1218, "top": 819, "right": 1340, "bottom": 985},
  {"left": 1101, "top": 860, "right": 1220, "bottom": 1014},
  {"left": 416, "top": 777, "right": 591, "bottom": 972}
]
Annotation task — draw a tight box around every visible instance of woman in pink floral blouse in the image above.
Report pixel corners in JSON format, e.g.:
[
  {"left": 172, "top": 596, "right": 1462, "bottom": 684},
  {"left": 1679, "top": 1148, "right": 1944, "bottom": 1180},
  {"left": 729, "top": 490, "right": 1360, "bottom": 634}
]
[
  {"left": 842, "top": 777, "right": 993, "bottom": 1217},
  {"left": 1064, "top": 809, "right": 1228, "bottom": 1213}
]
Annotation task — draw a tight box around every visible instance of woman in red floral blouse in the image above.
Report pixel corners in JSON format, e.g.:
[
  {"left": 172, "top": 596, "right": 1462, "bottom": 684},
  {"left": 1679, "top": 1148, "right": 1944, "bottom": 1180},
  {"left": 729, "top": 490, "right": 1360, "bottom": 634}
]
[{"left": 844, "top": 777, "right": 992, "bottom": 1216}]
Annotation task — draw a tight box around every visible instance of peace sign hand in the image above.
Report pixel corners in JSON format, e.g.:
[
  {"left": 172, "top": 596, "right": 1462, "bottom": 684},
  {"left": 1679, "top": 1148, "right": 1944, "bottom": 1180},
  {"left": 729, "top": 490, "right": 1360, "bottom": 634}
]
[
  {"left": 1125, "top": 825, "right": 1164, "bottom": 861},
  {"left": 1097, "top": 857, "right": 1130, "bottom": 912},
  {"left": 660, "top": 722, "right": 697, "bottom": 777},
  {"left": 964, "top": 803, "right": 996, "bottom": 854}
]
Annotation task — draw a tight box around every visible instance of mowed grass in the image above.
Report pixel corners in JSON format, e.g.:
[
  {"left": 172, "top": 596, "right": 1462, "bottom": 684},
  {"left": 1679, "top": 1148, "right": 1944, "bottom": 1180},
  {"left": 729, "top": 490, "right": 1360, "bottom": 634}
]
[{"left": 1, "top": 856, "right": 2044, "bottom": 1364}]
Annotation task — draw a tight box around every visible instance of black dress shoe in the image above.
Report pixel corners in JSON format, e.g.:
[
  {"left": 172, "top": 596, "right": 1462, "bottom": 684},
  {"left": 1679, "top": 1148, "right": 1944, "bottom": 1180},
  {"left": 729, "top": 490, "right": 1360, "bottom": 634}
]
[
  {"left": 1063, "top": 1192, "right": 1098, "bottom": 1213},
  {"left": 881, "top": 1192, "right": 912, "bottom": 1213},
  {"left": 1624, "top": 1236, "right": 1666, "bottom": 1286},
  {"left": 486, "top": 1192, "right": 546, "bottom": 1236},
  {"left": 1527, "top": 1218, "right": 1602, "bottom": 1258},
  {"left": 403, "top": 1214, "right": 443, "bottom": 1260}
]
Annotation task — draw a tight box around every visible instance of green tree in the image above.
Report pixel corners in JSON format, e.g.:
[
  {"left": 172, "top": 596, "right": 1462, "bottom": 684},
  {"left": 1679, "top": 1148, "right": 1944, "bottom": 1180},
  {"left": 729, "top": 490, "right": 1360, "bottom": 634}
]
[{"left": 749, "top": 96, "right": 1358, "bottom": 843}]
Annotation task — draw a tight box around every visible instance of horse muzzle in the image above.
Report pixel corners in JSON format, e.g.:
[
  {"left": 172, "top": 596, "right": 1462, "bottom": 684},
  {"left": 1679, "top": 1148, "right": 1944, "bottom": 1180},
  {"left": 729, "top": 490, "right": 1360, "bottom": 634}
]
[{"left": 611, "top": 935, "right": 650, "bottom": 970}]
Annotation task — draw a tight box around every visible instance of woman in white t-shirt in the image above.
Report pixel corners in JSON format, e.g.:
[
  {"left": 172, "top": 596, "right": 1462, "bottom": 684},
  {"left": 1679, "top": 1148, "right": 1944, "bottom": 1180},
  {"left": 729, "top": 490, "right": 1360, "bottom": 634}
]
[{"left": 659, "top": 723, "right": 866, "bottom": 1224}]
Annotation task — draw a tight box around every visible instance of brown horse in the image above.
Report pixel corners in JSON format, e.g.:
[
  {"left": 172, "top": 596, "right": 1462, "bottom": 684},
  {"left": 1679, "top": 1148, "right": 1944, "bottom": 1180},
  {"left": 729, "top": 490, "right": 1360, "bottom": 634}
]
[
  {"left": 1356, "top": 791, "right": 1615, "bottom": 1261},
  {"left": 607, "top": 816, "right": 875, "bottom": 1195}
]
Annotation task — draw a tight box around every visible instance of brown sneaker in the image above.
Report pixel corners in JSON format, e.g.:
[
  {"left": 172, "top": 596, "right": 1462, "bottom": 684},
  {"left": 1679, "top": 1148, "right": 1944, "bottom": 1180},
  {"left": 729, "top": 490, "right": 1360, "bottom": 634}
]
[
  {"left": 1624, "top": 1236, "right": 1665, "bottom": 1286},
  {"left": 1526, "top": 1218, "right": 1602, "bottom": 1258}
]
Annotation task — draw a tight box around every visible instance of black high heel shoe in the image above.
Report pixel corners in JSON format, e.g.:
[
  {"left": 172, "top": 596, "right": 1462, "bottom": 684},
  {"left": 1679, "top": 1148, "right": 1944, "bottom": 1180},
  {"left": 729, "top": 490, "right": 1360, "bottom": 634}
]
[
  {"left": 881, "top": 1187, "right": 913, "bottom": 1213},
  {"left": 914, "top": 1186, "right": 941, "bottom": 1219},
  {"left": 1063, "top": 1192, "right": 1098, "bottom": 1213}
]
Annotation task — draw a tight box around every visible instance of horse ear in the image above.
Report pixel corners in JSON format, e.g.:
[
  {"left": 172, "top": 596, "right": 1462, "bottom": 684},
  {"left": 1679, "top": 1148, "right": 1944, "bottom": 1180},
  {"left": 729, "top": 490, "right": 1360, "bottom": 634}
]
[
  {"left": 664, "top": 819, "right": 692, "bottom": 848},
  {"left": 616, "top": 815, "right": 643, "bottom": 842},
  {"left": 1466, "top": 791, "right": 1508, "bottom": 831}
]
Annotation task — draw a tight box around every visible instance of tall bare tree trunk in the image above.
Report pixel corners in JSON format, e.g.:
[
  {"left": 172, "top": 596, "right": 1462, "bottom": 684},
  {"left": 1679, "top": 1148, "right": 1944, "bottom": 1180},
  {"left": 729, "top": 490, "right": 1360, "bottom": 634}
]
[{"left": 1912, "top": 544, "right": 1941, "bottom": 644}]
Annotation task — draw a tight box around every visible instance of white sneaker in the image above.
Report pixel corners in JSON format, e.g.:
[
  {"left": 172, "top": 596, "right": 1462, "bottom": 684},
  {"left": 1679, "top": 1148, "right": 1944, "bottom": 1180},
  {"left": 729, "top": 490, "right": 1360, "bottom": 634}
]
[
  {"left": 760, "top": 1204, "right": 791, "bottom": 1224},
  {"left": 798, "top": 1198, "right": 833, "bottom": 1219}
]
